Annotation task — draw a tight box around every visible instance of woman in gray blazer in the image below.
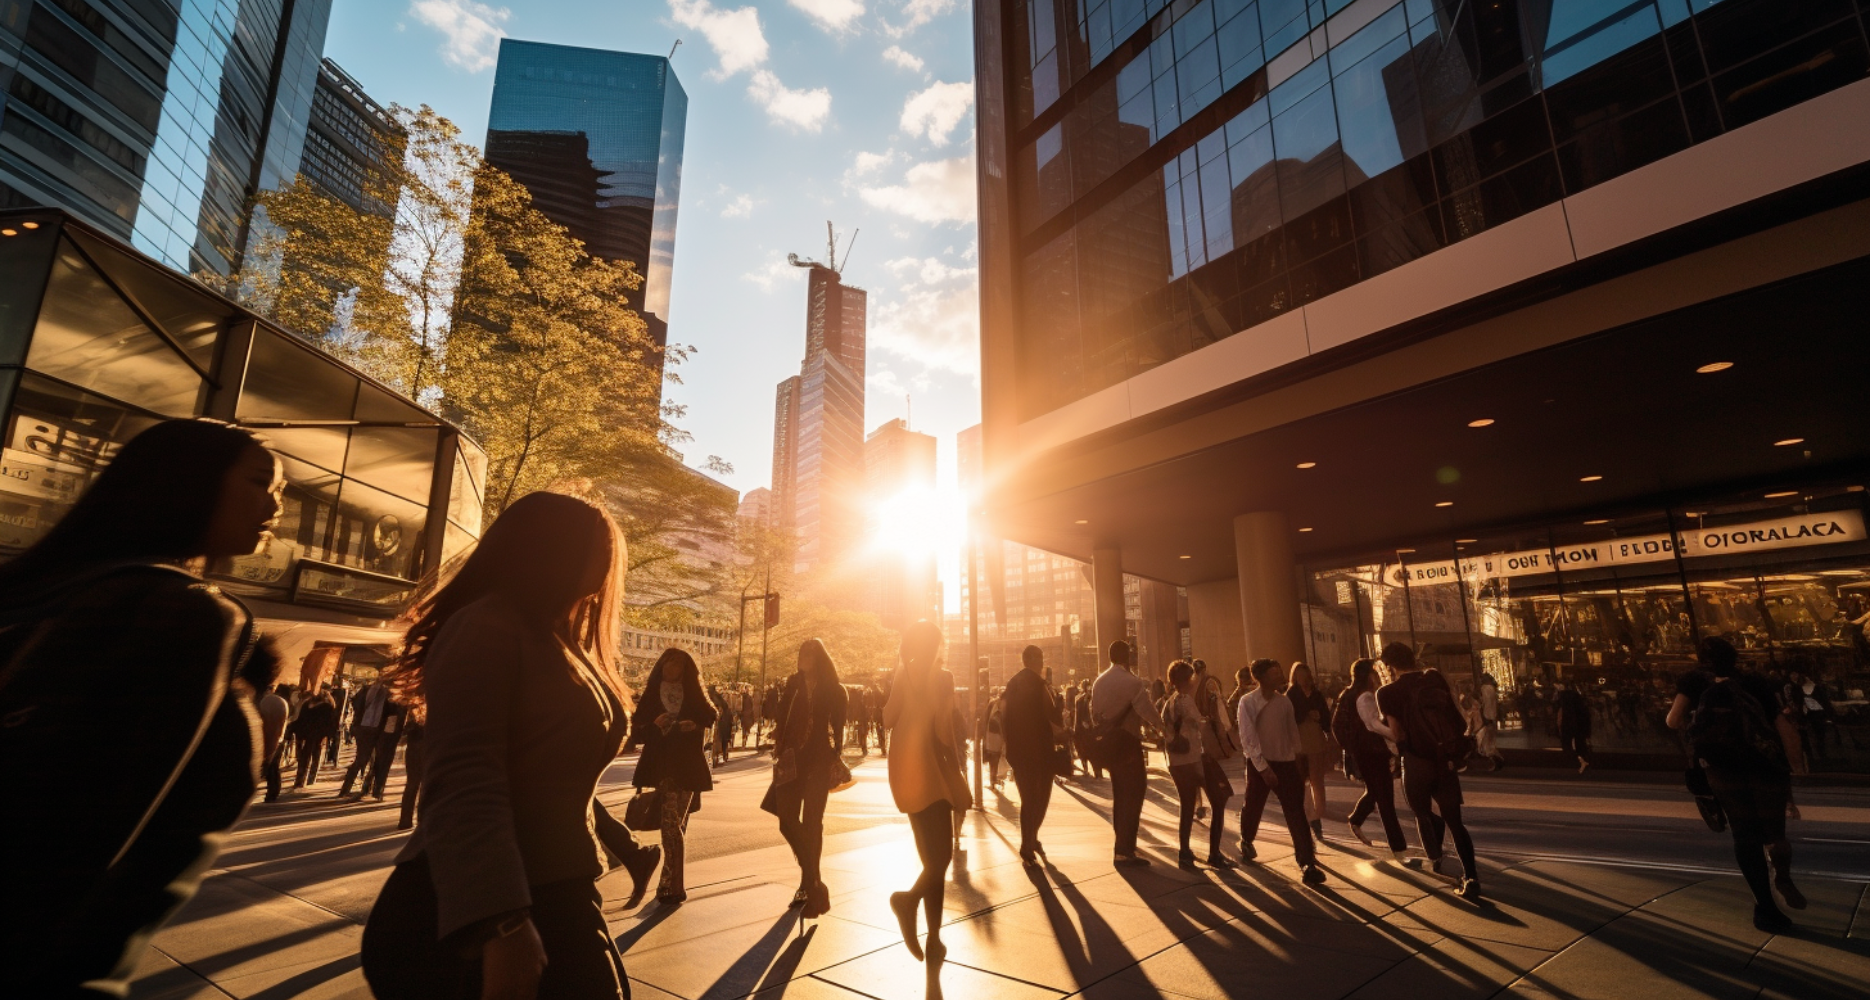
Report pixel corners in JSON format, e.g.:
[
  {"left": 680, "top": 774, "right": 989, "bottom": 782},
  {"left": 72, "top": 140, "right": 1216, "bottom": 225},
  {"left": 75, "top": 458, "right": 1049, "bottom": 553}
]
[{"left": 361, "top": 492, "right": 632, "bottom": 1000}]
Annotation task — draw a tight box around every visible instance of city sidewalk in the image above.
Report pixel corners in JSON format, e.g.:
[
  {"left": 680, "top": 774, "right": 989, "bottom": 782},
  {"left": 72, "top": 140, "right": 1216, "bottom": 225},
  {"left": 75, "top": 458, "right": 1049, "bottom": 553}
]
[{"left": 131, "top": 758, "right": 1869, "bottom": 1000}]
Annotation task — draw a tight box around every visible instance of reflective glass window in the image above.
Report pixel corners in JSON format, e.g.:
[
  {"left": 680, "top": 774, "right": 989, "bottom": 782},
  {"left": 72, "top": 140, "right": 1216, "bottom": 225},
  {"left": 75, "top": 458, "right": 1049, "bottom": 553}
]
[
  {"left": 65, "top": 231, "right": 227, "bottom": 372},
  {"left": 1271, "top": 81, "right": 1345, "bottom": 222},
  {"left": 239, "top": 328, "right": 359, "bottom": 422},
  {"left": 1334, "top": 34, "right": 1423, "bottom": 183},
  {"left": 215, "top": 454, "right": 338, "bottom": 595},
  {"left": 346, "top": 425, "right": 438, "bottom": 504},
  {"left": 27, "top": 240, "right": 205, "bottom": 417},
  {"left": 1543, "top": 0, "right": 1663, "bottom": 86},
  {"left": 329, "top": 478, "right": 429, "bottom": 581},
  {"left": 448, "top": 445, "right": 485, "bottom": 536},
  {"left": 0, "top": 221, "right": 60, "bottom": 366},
  {"left": 0, "top": 371, "right": 160, "bottom": 552}
]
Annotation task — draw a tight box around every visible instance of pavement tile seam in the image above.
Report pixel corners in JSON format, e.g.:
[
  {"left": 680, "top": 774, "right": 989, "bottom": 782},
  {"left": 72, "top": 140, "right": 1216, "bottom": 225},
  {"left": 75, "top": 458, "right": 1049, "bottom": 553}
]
[
  {"left": 144, "top": 948, "right": 237, "bottom": 1000},
  {"left": 801, "top": 974, "right": 888, "bottom": 1000}
]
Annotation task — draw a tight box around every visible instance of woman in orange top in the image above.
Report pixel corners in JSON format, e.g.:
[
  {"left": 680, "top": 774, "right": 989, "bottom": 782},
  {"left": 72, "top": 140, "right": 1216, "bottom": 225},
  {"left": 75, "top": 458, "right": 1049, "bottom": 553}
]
[{"left": 882, "top": 620, "right": 970, "bottom": 965}]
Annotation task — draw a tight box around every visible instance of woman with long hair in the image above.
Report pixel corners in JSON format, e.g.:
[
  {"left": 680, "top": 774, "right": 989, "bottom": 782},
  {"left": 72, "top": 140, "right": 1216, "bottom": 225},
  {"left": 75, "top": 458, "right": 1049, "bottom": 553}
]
[
  {"left": 1289, "top": 662, "right": 1332, "bottom": 840},
  {"left": 765, "top": 638, "right": 847, "bottom": 917},
  {"left": 361, "top": 492, "right": 632, "bottom": 1000},
  {"left": 883, "top": 620, "right": 971, "bottom": 966},
  {"left": 632, "top": 647, "right": 716, "bottom": 905},
  {"left": 1337, "top": 658, "right": 1407, "bottom": 858},
  {"left": 0, "top": 418, "right": 284, "bottom": 996}
]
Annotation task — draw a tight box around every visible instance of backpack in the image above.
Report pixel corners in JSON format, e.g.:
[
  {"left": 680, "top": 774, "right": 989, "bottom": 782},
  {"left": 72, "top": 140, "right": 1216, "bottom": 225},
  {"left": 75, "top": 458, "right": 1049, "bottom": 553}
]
[
  {"left": 1331, "top": 690, "right": 1370, "bottom": 756},
  {"left": 1402, "top": 670, "right": 1474, "bottom": 770},
  {"left": 1687, "top": 679, "right": 1785, "bottom": 771}
]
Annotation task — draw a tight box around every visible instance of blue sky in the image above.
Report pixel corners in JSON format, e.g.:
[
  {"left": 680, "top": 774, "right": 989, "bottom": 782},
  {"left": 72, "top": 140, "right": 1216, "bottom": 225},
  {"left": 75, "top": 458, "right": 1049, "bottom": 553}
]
[{"left": 325, "top": 0, "right": 982, "bottom": 511}]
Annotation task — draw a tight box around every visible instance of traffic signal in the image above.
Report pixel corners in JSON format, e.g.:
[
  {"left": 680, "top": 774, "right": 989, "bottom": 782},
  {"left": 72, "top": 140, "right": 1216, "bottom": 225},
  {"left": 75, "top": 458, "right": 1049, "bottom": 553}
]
[{"left": 764, "top": 593, "right": 781, "bottom": 629}]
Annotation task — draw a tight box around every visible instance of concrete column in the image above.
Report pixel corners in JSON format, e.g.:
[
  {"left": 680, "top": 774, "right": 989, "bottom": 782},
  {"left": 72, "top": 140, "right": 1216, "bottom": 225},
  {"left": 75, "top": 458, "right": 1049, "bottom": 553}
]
[
  {"left": 1137, "top": 579, "right": 1181, "bottom": 683},
  {"left": 1092, "top": 546, "right": 1126, "bottom": 665},
  {"left": 1233, "top": 511, "right": 1306, "bottom": 667},
  {"left": 1187, "top": 579, "right": 1246, "bottom": 681}
]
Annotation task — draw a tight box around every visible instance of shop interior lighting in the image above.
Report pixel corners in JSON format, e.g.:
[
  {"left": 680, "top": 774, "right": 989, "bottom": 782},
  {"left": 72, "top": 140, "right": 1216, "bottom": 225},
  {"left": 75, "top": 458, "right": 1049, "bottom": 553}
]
[
  {"left": 1764, "top": 491, "right": 1798, "bottom": 499},
  {"left": 1456, "top": 538, "right": 1477, "bottom": 544},
  {"left": 1298, "top": 527, "right": 1314, "bottom": 533},
  {"left": 1435, "top": 501, "right": 1454, "bottom": 507},
  {"left": 1296, "top": 461, "right": 1317, "bottom": 469},
  {"left": 1179, "top": 554, "right": 1192, "bottom": 559},
  {"left": 1396, "top": 548, "right": 1417, "bottom": 554},
  {"left": 1467, "top": 418, "right": 1495, "bottom": 428},
  {"left": 1074, "top": 519, "right": 1089, "bottom": 524},
  {"left": 1580, "top": 475, "right": 1603, "bottom": 482},
  {"left": 1696, "top": 361, "right": 1734, "bottom": 374},
  {"left": 1774, "top": 438, "right": 1805, "bottom": 447},
  {"left": 1584, "top": 519, "right": 1609, "bottom": 525}
]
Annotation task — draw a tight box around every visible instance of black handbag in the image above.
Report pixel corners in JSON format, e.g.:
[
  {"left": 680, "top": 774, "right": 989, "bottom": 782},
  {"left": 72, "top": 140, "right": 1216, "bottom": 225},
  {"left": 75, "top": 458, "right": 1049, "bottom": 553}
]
[
  {"left": 1049, "top": 741, "right": 1074, "bottom": 777},
  {"left": 624, "top": 788, "right": 662, "bottom": 832},
  {"left": 1085, "top": 701, "right": 1134, "bottom": 768},
  {"left": 1684, "top": 764, "right": 1727, "bottom": 832}
]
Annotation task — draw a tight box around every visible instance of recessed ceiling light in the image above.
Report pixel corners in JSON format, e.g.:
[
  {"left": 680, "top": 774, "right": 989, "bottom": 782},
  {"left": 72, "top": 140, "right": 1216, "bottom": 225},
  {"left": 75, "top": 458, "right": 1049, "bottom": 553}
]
[
  {"left": 1298, "top": 527, "right": 1314, "bottom": 533},
  {"left": 1435, "top": 501, "right": 1454, "bottom": 507},
  {"left": 1584, "top": 519, "right": 1609, "bottom": 525},
  {"left": 1467, "top": 418, "right": 1495, "bottom": 428},
  {"left": 1580, "top": 474, "right": 1603, "bottom": 482},
  {"left": 0, "top": 229, "right": 15, "bottom": 237},
  {"left": 21, "top": 221, "right": 37, "bottom": 229},
  {"left": 1765, "top": 491, "right": 1797, "bottom": 499},
  {"left": 1396, "top": 548, "right": 1416, "bottom": 554},
  {"left": 1696, "top": 361, "right": 1733, "bottom": 374},
  {"left": 1074, "top": 519, "right": 1089, "bottom": 525},
  {"left": 1774, "top": 438, "right": 1804, "bottom": 447},
  {"left": 1456, "top": 538, "right": 1477, "bottom": 543},
  {"left": 1296, "top": 461, "right": 1317, "bottom": 469}
]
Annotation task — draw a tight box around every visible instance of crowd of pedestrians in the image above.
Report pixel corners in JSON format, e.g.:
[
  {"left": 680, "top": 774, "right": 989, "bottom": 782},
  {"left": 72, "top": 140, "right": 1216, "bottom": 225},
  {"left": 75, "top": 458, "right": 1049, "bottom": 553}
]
[{"left": 0, "top": 416, "right": 1827, "bottom": 995}]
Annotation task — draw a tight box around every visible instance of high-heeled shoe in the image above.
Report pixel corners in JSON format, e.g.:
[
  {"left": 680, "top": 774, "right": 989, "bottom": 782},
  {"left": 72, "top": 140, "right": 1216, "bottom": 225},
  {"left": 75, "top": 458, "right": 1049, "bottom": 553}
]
[
  {"left": 789, "top": 888, "right": 809, "bottom": 909},
  {"left": 889, "top": 891, "right": 924, "bottom": 961},
  {"left": 803, "top": 881, "right": 831, "bottom": 918}
]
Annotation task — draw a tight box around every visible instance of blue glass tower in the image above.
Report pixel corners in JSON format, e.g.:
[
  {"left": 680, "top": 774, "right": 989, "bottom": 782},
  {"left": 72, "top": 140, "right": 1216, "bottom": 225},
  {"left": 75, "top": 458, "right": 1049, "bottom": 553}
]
[
  {"left": 0, "top": 0, "right": 333, "bottom": 276},
  {"left": 484, "top": 39, "right": 688, "bottom": 365}
]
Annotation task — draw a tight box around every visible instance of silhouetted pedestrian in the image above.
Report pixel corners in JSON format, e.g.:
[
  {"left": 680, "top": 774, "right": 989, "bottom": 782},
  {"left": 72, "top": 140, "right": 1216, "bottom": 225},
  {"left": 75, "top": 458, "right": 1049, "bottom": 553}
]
[
  {"left": 765, "top": 638, "right": 846, "bottom": 917},
  {"left": 0, "top": 419, "right": 284, "bottom": 995},
  {"left": 634, "top": 649, "right": 716, "bottom": 905},
  {"left": 1091, "top": 640, "right": 1165, "bottom": 866},
  {"left": 885, "top": 620, "right": 970, "bottom": 966},
  {"left": 1336, "top": 658, "right": 1407, "bottom": 857},
  {"left": 1237, "top": 659, "right": 1323, "bottom": 884},
  {"left": 1003, "top": 645, "right": 1060, "bottom": 866},
  {"left": 1377, "top": 643, "right": 1480, "bottom": 900}
]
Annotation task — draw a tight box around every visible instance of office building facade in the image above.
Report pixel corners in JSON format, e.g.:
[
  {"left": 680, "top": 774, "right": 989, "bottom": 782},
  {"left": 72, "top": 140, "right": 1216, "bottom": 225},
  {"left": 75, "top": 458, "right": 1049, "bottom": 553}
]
[
  {"left": 484, "top": 39, "right": 687, "bottom": 362},
  {"left": 977, "top": 0, "right": 1870, "bottom": 768},
  {"left": 771, "top": 263, "right": 867, "bottom": 576},
  {"left": 0, "top": 0, "right": 332, "bottom": 276},
  {"left": 299, "top": 58, "right": 402, "bottom": 218}
]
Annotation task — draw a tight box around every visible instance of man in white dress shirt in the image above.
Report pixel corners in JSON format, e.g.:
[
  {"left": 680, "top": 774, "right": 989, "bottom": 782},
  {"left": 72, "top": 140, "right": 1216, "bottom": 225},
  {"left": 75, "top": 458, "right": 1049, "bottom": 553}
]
[
  {"left": 1236, "top": 658, "right": 1324, "bottom": 885},
  {"left": 1091, "top": 640, "right": 1165, "bottom": 867}
]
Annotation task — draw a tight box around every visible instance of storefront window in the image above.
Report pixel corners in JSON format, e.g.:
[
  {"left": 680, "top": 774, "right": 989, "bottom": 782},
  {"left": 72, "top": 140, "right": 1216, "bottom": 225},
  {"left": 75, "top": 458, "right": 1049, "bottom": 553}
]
[
  {"left": 329, "top": 478, "right": 428, "bottom": 581},
  {"left": 0, "top": 371, "right": 160, "bottom": 552},
  {"left": 1304, "top": 483, "right": 1870, "bottom": 772},
  {"left": 345, "top": 425, "right": 436, "bottom": 504}
]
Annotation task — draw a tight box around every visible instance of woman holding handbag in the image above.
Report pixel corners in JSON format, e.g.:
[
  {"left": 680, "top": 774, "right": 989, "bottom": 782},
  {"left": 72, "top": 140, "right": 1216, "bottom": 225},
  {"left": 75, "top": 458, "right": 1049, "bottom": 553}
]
[
  {"left": 361, "top": 492, "right": 632, "bottom": 1000},
  {"left": 883, "top": 620, "right": 971, "bottom": 965},
  {"left": 1289, "top": 663, "right": 1333, "bottom": 841},
  {"left": 764, "top": 639, "right": 848, "bottom": 917},
  {"left": 632, "top": 648, "right": 717, "bottom": 905}
]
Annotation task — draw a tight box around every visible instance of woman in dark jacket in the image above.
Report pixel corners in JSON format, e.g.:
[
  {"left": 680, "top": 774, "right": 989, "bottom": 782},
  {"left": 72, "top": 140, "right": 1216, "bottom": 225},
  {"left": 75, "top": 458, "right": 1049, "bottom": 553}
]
[
  {"left": 0, "top": 419, "right": 284, "bottom": 996},
  {"left": 361, "top": 492, "right": 633, "bottom": 1000},
  {"left": 632, "top": 648, "right": 716, "bottom": 905},
  {"left": 767, "top": 638, "right": 847, "bottom": 916}
]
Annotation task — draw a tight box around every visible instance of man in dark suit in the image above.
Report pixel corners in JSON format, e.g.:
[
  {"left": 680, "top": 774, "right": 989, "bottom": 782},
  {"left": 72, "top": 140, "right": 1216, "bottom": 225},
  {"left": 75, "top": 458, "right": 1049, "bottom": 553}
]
[{"left": 1003, "top": 645, "right": 1061, "bottom": 867}]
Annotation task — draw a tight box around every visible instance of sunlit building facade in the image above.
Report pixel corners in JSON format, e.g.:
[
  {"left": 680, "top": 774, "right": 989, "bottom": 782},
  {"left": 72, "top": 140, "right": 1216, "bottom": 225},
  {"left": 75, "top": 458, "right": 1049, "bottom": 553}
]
[
  {"left": 977, "top": 0, "right": 1870, "bottom": 769},
  {"left": 771, "top": 264, "right": 867, "bottom": 576},
  {"left": 864, "top": 418, "right": 941, "bottom": 630},
  {"left": 484, "top": 39, "right": 687, "bottom": 369},
  {"left": 0, "top": 0, "right": 332, "bottom": 275},
  {"left": 299, "top": 58, "right": 402, "bottom": 218}
]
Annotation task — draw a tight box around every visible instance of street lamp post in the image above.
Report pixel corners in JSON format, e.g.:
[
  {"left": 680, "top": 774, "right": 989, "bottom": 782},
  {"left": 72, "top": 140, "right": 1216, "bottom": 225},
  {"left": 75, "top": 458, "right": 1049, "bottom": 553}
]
[{"left": 967, "top": 511, "right": 982, "bottom": 812}]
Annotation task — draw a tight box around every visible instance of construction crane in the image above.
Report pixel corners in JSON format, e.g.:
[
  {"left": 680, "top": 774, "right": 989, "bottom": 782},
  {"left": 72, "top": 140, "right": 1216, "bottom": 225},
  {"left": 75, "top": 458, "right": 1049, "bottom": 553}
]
[{"left": 787, "top": 221, "right": 859, "bottom": 274}]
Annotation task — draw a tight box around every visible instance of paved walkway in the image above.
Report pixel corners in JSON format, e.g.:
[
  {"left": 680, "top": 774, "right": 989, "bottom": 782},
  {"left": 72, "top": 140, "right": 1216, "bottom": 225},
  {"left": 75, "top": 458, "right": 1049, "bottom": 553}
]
[{"left": 130, "top": 759, "right": 1869, "bottom": 1000}]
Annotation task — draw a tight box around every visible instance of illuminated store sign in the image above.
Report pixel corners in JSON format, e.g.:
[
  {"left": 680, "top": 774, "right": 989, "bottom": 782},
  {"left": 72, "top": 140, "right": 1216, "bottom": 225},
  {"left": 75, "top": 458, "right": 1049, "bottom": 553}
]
[{"left": 1393, "top": 511, "right": 1866, "bottom": 586}]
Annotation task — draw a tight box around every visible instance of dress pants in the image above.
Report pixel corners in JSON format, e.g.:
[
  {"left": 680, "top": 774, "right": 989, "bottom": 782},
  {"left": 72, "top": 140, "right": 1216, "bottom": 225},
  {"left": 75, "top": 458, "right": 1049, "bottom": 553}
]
[
  {"left": 1401, "top": 754, "right": 1476, "bottom": 879},
  {"left": 1240, "top": 759, "right": 1316, "bottom": 867},
  {"left": 1107, "top": 731, "right": 1146, "bottom": 857},
  {"left": 1349, "top": 749, "right": 1407, "bottom": 852},
  {"left": 339, "top": 726, "right": 382, "bottom": 794},
  {"left": 1011, "top": 761, "right": 1053, "bottom": 856}
]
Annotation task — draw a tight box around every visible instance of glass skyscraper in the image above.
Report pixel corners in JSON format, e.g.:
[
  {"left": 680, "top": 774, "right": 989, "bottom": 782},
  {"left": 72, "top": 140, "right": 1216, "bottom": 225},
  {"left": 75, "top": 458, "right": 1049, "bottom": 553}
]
[
  {"left": 0, "top": 0, "right": 333, "bottom": 276},
  {"left": 484, "top": 39, "right": 688, "bottom": 362},
  {"left": 772, "top": 264, "right": 867, "bottom": 576}
]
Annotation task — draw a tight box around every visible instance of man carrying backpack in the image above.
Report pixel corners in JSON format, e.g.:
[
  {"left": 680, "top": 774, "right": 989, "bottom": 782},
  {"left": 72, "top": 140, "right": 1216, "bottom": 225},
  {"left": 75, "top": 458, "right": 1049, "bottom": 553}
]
[
  {"left": 1667, "top": 637, "right": 1803, "bottom": 933},
  {"left": 1376, "top": 643, "right": 1480, "bottom": 901}
]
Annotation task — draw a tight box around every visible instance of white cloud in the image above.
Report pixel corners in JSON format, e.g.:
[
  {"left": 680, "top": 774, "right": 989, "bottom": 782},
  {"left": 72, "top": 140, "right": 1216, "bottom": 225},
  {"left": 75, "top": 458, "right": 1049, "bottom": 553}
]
[
  {"left": 846, "top": 149, "right": 899, "bottom": 183},
  {"left": 881, "top": 45, "right": 924, "bottom": 72},
  {"left": 788, "top": 0, "right": 865, "bottom": 33},
  {"left": 899, "top": 81, "right": 973, "bottom": 146},
  {"left": 884, "top": 0, "right": 958, "bottom": 37},
  {"left": 858, "top": 152, "right": 976, "bottom": 225},
  {"left": 748, "top": 70, "right": 832, "bottom": 132},
  {"left": 871, "top": 253, "right": 979, "bottom": 374},
  {"left": 744, "top": 255, "right": 802, "bottom": 292},
  {"left": 409, "top": 0, "right": 509, "bottom": 71},
  {"left": 721, "top": 193, "right": 756, "bottom": 218},
  {"left": 669, "top": 0, "right": 770, "bottom": 78}
]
